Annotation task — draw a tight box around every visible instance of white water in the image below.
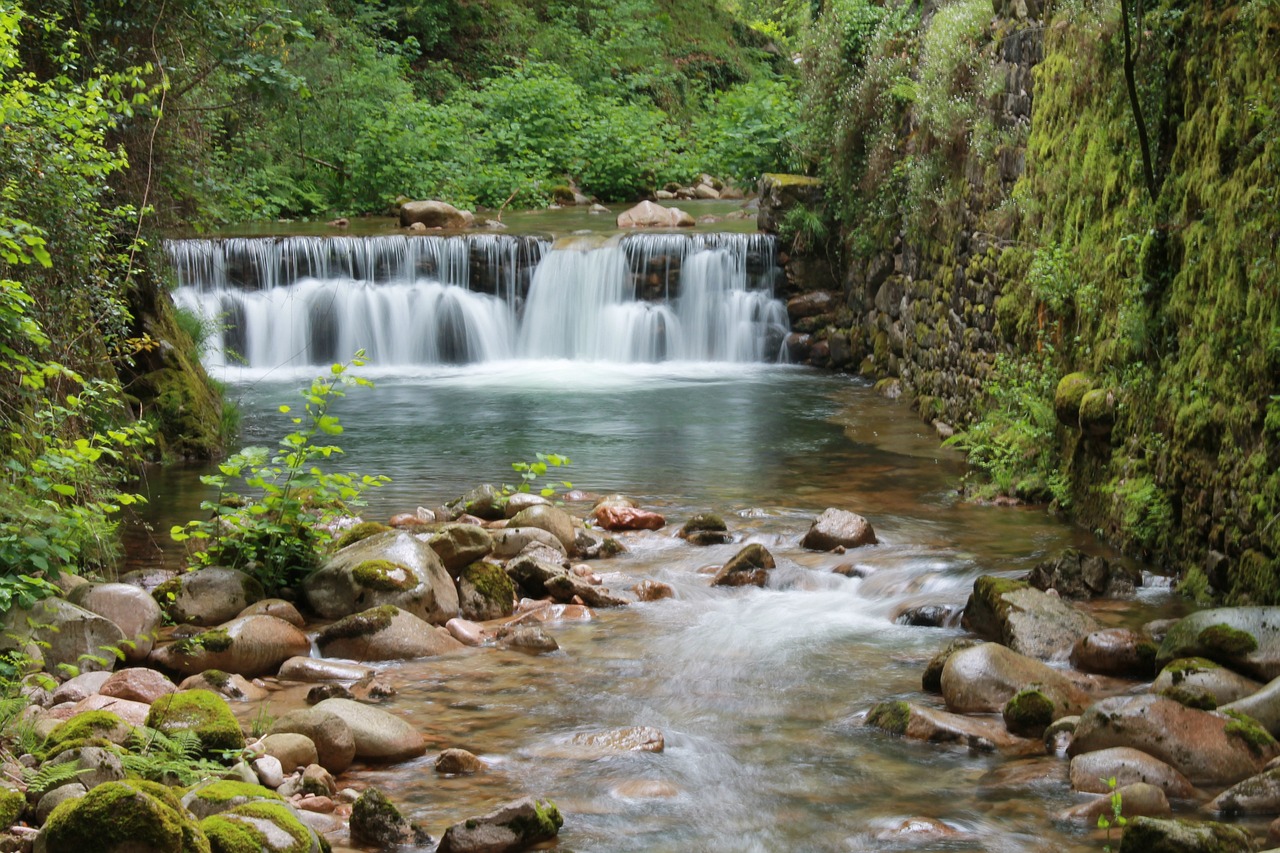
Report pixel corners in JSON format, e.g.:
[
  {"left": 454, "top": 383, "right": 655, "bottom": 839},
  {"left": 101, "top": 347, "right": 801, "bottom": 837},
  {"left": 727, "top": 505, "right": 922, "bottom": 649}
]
[{"left": 166, "top": 232, "right": 788, "bottom": 374}]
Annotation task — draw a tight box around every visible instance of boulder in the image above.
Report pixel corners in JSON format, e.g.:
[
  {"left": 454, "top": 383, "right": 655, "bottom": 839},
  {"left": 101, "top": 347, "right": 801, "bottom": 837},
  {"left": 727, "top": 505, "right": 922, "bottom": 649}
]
[
  {"left": 591, "top": 504, "right": 666, "bottom": 531},
  {"left": 1054, "top": 373, "right": 1095, "bottom": 427},
  {"left": 1069, "top": 747, "right": 1197, "bottom": 799},
  {"left": 1154, "top": 657, "right": 1263, "bottom": 708},
  {"left": 786, "top": 291, "right": 838, "bottom": 322},
  {"left": 38, "top": 745, "right": 125, "bottom": 791},
  {"left": 153, "top": 614, "right": 309, "bottom": 678},
  {"left": 35, "top": 782, "right": 86, "bottom": 826},
  {"left": 1223, "top": 675, "right": 1280, "bottom": 736},
  {"left": 1208, "top": 766, "right": 1280, "bottom": 814},
  {"left": 1117, "top": 816, "right": 1254, "bottom": 853},
  {"left": 712, "top": 543, "right": 776, "bottom": 588},
  {"left": 37, "top": 779, "right": 207, "bottom": 853},
  {"left": 436, "top": 748, "right": 484, "bottom": 775},
  {"left": 449, "top": 484, "right": 506, "bottom": 521},
  {"left": 399, "top": 199, "right": 472, "bottom": 229},
  {"left": 865, "top": 700, "right": 1039, "bottom": 755},
  {"left": 1027, "top": 548, "right": 1140, "bottom": 599},
  {"left": 678, "top": 513, "right": 731, "bottom": 546},
  {"left": 1060, "top": 783, "right": 1170, "bottom": 823},
  {"left": 67, "top": 583, "right": 163, "bottom": 662},
  {"left": 543, "top": 574, "right": 629, "bottom": 607},
  {"left": 50, "top": 671, "right": 112, "bottom": 705},
  {"left": 961, "top": 575, "right": 1100, "bottom": 660},
  {"left": 1156, "top": 606, "right": 1280, "bottom": 680},
  {"left": 445, "top": 618, "right": 485, "bottom": 646},
  {"left": 922, "top": 638, "right": 983, "bottom": 692},
  {"left": 254, "top": 733, "right": 318, "bottom": 774},
  {"left": 940, "top": 642, "right": 1090, "bottom": 714},
  {"left": 152, "top": 567, "right": 265, "bottom": 627},
  {"left": 182, "top": 779, "right": 283, "bottom": 820},
  {"left": 502, "top": 492, "right": 551, "bottom": 518},
  {"left": 310, "top": 697, "right": 426, "bottom": 762},
  {"left": 508, "top": 505, "right": 577, "bottom": 555},
  {"left": 237, "top": 598, "right": 305, "bottom": 628},
  {"left": 0, "top": 598, "right": 125, "bottom": 677},
  {"left": 276, "top": 657, "right": 373, "bottom": 683},
  {"left": 269, "top": 708, "right": 356, "bottom": 774},
  {"left": 427, "top": 524, "right": 494, "bottom": 572},
  {"left": 800, "top": 508, "right": 877, "bottom": 551},
  {"left": 98, "top": 668, "right": 177, "bottom": 704},
  {"left": 177, "top": 671, "right": 268, "bottom": 702},
  {"left": 41, "top": 709, "right": 135, "bottom": 754},
  {"left": 1071, "top": 628, "right": 1157, "bottom": 677},
  {"left": 1068, "top": 694, "right": 1278, "bottom": 785},
  {"left": 302, "top": 530, "right": 458, "bottom": 625},
  {"left": 350, "top": 787, "right": 428, "bottom": 848},
  {"left": 64, "top": 695, "right": 152, "bottom": 727},
  {"left": 146, "top": 689, "right": 245, "bottom": 753},
  {"left": 200, "top": 800, "right": 325, "bottom": 853},
  {"left": 315, "top": 605, "right": 464, "bottom": 661},
  {"left": 496, "top": 625, "right": 559, "bottom": 654},
  {"left": 616, "top": 200, "right": 693, "bottom": 229},
  {"left": 437, "top": 797, "right": 563, "bottom": 853},
  {"left": 506, "top": 555, "right": 571, "bottom": 599},
  {"left": 458, "top": 561, "right": 516, "bottom": 621},
  {"left": 490, "top": 527, "right": 567, "bottom": 559}
]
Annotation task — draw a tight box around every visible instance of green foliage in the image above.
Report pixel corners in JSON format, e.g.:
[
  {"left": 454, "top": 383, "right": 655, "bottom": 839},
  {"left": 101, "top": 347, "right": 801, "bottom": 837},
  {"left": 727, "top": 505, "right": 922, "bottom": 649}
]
[
  {"left": 172, "top": 354, "right": 389, "bottom": 593},
  {"left": 696, "top": 77, "right": 802, "bottom": 186},
  {"left": 778, "top": 203, "right": 829, "bottom": 253},
  {"left": 504, "top": 453, "right": 573, "bottom": 499},
  {"left": 124, "top": 726, "right": 232, "bottom": 785},
  {"left": 1097, "top": 776, "right": 1127, "bottom": 852}
]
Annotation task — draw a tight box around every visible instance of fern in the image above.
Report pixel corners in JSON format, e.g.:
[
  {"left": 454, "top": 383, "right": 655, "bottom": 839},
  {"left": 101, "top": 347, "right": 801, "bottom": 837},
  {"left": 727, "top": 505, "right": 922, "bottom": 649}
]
[
  {"left": 24, "top": 759, "right": 87, "bottom": 795},
  {"left": 123, "top": 727, "right": 228, "bottom": 785}
]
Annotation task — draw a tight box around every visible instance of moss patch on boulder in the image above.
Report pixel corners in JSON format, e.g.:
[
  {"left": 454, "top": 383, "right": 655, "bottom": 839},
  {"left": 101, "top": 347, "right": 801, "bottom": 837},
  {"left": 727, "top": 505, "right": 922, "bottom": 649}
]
[
  {"left": 1054, "top": 373, "right": 1094, "bottom": 427},
  {"left": 866, "top": 700, "right": 911, "bottom": 735},
  {"left": 1197, "top": 624, "right": 1259, "bottom": 657},
  {"left": 41, "top": 779, "right": 210, "bottom": 853},
  {"left": 351, "top": 560, "right": 418, "bottom": 592},
  {"left": 316, "top": 604, "right": 398, "bottom": 643},
  {"left": 334, "top": 522, "right": 392, "bottom": 551},
  {"left": 201, "top": 801, "right": 314, "bottom": 853},
  {"left": 41, "top": 711, "right": 133, "bottom": 758},
  {"left": 146, "top": 690, "right": 246, "bottom": 754},
  {"left": 1003, "top": 688, "right": 1055, "bottom": 737}
]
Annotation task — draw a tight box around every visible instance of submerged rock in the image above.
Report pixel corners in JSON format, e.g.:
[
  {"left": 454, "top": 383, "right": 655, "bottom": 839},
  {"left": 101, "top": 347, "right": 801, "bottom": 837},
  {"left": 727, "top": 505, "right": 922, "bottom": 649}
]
[
  {"left": 712, "top": 544, "right": 776, "bottom": 588},
  {"left": 437, "top": 797, "right": 563, "bottom": 853},
  {"left": 865, "top": 700, "right": 1039, "bottom": 755},
  {"left": 800, "top": 508, "right": 878, "bottom": 551}
]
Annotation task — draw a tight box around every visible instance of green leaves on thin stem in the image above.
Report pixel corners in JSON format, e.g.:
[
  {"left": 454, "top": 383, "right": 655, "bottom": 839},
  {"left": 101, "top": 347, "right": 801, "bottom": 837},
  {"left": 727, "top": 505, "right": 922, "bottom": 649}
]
[{"left": 504, "top": 453, "right": 573, "bottom": 500}]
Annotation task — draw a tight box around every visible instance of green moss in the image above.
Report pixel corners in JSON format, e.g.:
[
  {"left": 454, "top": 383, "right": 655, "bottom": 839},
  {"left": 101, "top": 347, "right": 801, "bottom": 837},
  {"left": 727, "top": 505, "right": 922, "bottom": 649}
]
[
  {"left": 0, "top": 786, "right": 25, "bottom": 828},
  {"left": 599, "top": 537, "right": 626, "bottom": 557},
  {"left": 507, "top": 799, "right": 563, "bottom": 843},
  {"left": 1197, "top": 624, "right": 1259, "bottom": 657},
  {"left": 201, "top": 814, "right": 265, "bottom": 853},
  {"left": 461, "top": 561, "right": 515, "bottom": 604},
  {"left": 334, "top": 522, "right": 392, "bottom": 551},
  {"left": 192, "top": 781, "right": 282, "bottom": 806},
  {"left": 201, "top": 669, "right": 232, "bottom": 689},
  {"left": 174, "top": 628, "right": 233, "bottom": 657},
  {"left": 351, "top": 559, "right": 418, "bottom": 592},
  {"left": 146, "top": 690, "right": 246, "bottom": 754},
  {"left": 1054, "top": 373, "right": 1094, "bottom": 427},
  {"left": 41, "top": 780, "right": 210, "bottom": 853},
  {"left": 1223, "top": 709, "right": 1277, "bottom": 756},
  {"left": 1077, "top": 388, "right": 1115, "bottom": 436},
  {"left": 1161, "top": 657, "right": 1221, "bottom": 681},
  {"left": 1003, "top": 688, "right": 1055, "bottom": 736},
  {"left": 762, "top": 173, "right": 823, "bottom": 188},
  {"left": 680, "top": 513, "right": 728, "bottom": 536},
  {"left": 201, "top": 802, "right": 312, "bottom": 853},
  {"left": 153, "top": 577, "right": 183, "bottom": 605},
  {"left": 1160, "top": 686, "right": 1218, "bottom": 710},
  {"left": 866, "top": 700, "right": 911, "bottom": 735},
  {"left": 41, "top": 711, "right": 132, "bottom": 758},
  {"left": 317, "top": 604, "right": 398, "bottom": 643}
]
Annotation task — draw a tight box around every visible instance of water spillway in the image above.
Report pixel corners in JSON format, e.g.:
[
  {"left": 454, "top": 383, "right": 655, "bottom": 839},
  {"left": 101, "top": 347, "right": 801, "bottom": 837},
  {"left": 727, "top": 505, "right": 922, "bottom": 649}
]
[{"left": 165, "top": 232, "right": 789, "bottom": 372}]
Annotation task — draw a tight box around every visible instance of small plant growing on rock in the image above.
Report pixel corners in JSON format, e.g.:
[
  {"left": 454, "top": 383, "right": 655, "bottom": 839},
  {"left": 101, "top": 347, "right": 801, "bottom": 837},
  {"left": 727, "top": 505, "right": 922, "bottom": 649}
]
[
  {"left": 504, "top": 453, "right": 572, "bottom": 499},
  {"left": 171, "top": 353, "right": 390, "bottom": 593},
  {"left": 1097, "top": 776, "right": 1126, "bottom": 852}
]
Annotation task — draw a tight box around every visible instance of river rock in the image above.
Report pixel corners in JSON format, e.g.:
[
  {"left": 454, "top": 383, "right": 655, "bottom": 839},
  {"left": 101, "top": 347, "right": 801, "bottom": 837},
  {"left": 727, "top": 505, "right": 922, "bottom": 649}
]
[
  {"left": 508, "top": 505, "right": 577, "bottom": 555},
  {"left": 146, "top": 689, "right": 245, "bottom": 753},
  {"left": 865, "top": 700, "right": 1039, "bottom": 754},
  {"left": 496, "top": 625, "right": 559, "bottom": 654},
  {"left": 177, "top": 670, "right": 269, "bottom": 702},
  {"left": 1071, "top": 628, "right": 1157, "bottom": 677},
  {"left": 316, "top": 605, "right": 464, "bottom": 661},
  {"left": 712, "top": 543, "right": 776, "bottom": 588},
  {"left": 277, "top": 657, "right": 373, "bottom": 684},
  {"left": 501, "top": 492, "right": 550, "bottom": 518},
  {"left": 311, "top": 697, "right": 426, "bottom": 762},
  {"left": 350, "top": 787, "right": 428, "bottom": 848},
  {"left": 592, "top": 504, "right": 666, "bottom": 531},
  {"left": 571, "top": 726, "right": 665, "bottom": 754},
  {"left": 64, "top": 694, "right": 152, "bottom": 727},
  {"left": 67, "top": 582, "right": 163, "bottom": 662},
  {"left": 616, "top": 200, "right": 693, "bottom": 228},
  {"left": 922, "top": 638, "right": 983, "bottom": 692},
  {"left": 1069, "top": 747, "right": 1197, "bottom": 798},
  {"left": 678, "top": 513, "right": 731, "bottom": 546},
  {"left": 1059, "top": 782, "right": 1170, "bottom": 822},
  {"left": 270, "top": 708, "right": 356, "bottom": 774},
  {"left": 0, "top": 598, "right": 125, "bottom": 677},
  {"left": 1154, "top": 657, "right": 1263, "bottom": 708},
  {"left": 1156, "top": 606, "right": 1280, "bottom": 680},
  {"left": 436, "top": 748, "right": 484, "bottom": 774},
  {"left": 961, "top": 575, "right": 1100, "bottom": 660},
  {"left": 238, "top": 598, "right": 305, "bottom": 628},
  {"left": 1224, "top": 675, "right": 1280, "bottom": 736},
  {"left": 154, "top": 614, "right": 309, "bottom": 677},
  {"left": 506, "top": 555, "right": 571, "bottom": 598},
  {"left": 544, "top": 574, "right": 629, "bottom": 607},
  {"left": 1117, "top": 816, "right": 1254, "bottom": 853},
  {"left": 199, "top": 800, "right": 325, "bottom": 853},
  {"left": 490, "top": 527, "right": 567, "bottom": 559},
  {"left": 427, "top": 524, "right": 494, "bottom": 572},
  {"left": 38, "top": 779, "right": 207, "bottom": 853},
  {"left": 633, "top": 580, "right": 675, "bottom": 602},
  {"left": 40, "top": 745, "right": 125, "bottom": 790},
  {"left": 801, "top": 508, "right": 878, "bottom": 551},
  {"left": 895, "top": 604, "right": 962, "bottom": 627},
  {"left": 153, "top": 567, "right": 265, "bottom": 626},
  {"left": 457, "top": 561, "right": 516, "bottom": 621},
  {"left": 437, "top": 797, "right": 563, "bottom": 853},
  {"left": 445, "top": 618, "right": 485, "bottom": 646},
  {"left": 1068, "top": 694, "right": 1279, "bottom": 785},
  {"left": 254, "top": 733, "right": 318, "bottom": 774},
  {"left": 50, "top": 671, "right": 111, "bottom": 705},
  {"left": 940, "top": 642, "right": 1090, "bottom": 714},
  {"left": 400, "top": 199, "right": 472, "bottom": 229},
  {"left": 1209, "top": 766, "right": 1280, "bottom": 814},
  {"left": 787, "top": 290, "right": 838, "bottom": 321},
  {"left": 302, "top": 530, "right": 459, "bottom": 625},
  {"left": 98, "top": 667, "right": 177, "bottom": 704},
  {"left": 35, "top": 782, "right": 86, "bottom": 826},
  {"left": 1026, "top": 548, "right": 1140, "bottom": 599}
]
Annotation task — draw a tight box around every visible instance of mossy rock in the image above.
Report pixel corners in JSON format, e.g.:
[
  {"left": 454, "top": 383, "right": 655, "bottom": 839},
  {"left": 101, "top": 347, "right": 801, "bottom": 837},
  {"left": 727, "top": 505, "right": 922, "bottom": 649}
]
[
  {"left": 333, "top": 523, "right": 392, "bottom": 551},
  {"left": 679, "top": 513, "right": 731, "bottom": 546},
  {"left": 316, "top": 604, "right": 398, "bottom": 643},
  {"left": 172, "top": 627, "right": 234, "bottom": 657},
  {"left": 1003, "top": 688, "right": 1055, "bottom": 737},
  {"left": 350, "top": 787, "right": 414, "bottom": 848},
  {"left": 1053, "top": 373, "right": 1094, "bottom": 428},
  {"left": 1223, "top": 709, "right": 1278, "bottom": 757},
  {"left": 1118, "top": 816, "right": 1254, "bottom": 852},
  {"left": 40, "top": 779, "right": 210, "bottom": 853},
  {"left": 0, "top": 785, "right": 24, "bottom": 829},
  {"left": 350, "top": 560, "right": 418, "bottom": 592},
  {"left": 458, "top": 561, "right": 516, "bottom": 622},
  {"left": 865, "top": 700, "right": 911, "bottom": 736},
  {"left": 1077, "top": 388, "right": 1116, "bottom": 437},
  {"left": 182, "top": 780, "right": 283, "bottom": 820},
  {"left": 200, "top": 801, "right": 320, "bottom": 853},
  {"left": 1156, "top": 607, "right": 1280, "bottom": 680},
  {"left": 146, "top": 690, "right": 245, "bottom": 754},
  {"left": 437, "top": 797, "right": 562, "bottom": 853},
  {"left": 40, "top": 710, "right": 135, "bottom": 758}
]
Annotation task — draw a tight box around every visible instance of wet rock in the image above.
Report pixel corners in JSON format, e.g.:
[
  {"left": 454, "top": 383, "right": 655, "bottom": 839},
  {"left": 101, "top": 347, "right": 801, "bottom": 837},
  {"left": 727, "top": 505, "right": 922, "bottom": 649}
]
[
  {"left": 458, "top": 561, "right": 516, "bottom": 621},
  {"left": 922, "top": 638, "right": 983, "bottom": 692},
  {"left": 611, "top": 780, "right": 680, "bottom": 799},
  {"left": 428, "top": 524, "right": 495, "bottom": 572},
  {"left": 506, "top": 555, "right": 571, "bottom": 599},
  {"left": 0, "top": 598, "right": 125, "bottom": 676},
  {"left": 873, "top": 817, "right": 960, "bottom": 842},
  {"left": 1069, "top": 694, "right": 1278, "bottom": 785},
  {"left": 276, "top": 657, "right": 374, "bottom": 684},
  {"left": 1117, "top": 816, "right": 1254, "bottom": 853},
  {"left": 678, "top": 513, "right": 731, "bottom": 546},
  {"left": 1026, "top": 548, "right": 1140, "bottom": 599},
  {"left": 616, "top": 200, "right": 693, "bottom": 228},
  {"left": 400, "top": 199, "right": 472, "bottom": 229},
  {"left": 317, "top": 604, "right": 464, "bottom": 661},
  {"left": 496, "top": 625, "right": 559, "bottom": 654},
  {"left": 961, "top": 575, "right": 1100, "bottom": 660},
  {"left": 941, "top": 642, "right": 1090, "bottom": 715},
  {"left": 66, "top": 582, "right": 163, "bottom": 662},
  {"left": 177, "top": 670, "right": 269, "bottom": 703},
  {"left": 1069, "top": 747, "right": 1197, "bottom": 799},
  {"left": 307, "top": 684, "right": 352, "bottom": 704},
  {"left": 1044, "top": 716, "right": 1078, "bottom": 754},
  {"left": 865, "top": 700, "right": 1040, "bottom": 755},
  {"left": 311, "top": 697, "right": 426, "bottom": 762},
  {"left": 632, "top": 580, "right": 675, "bottom": 602},
  {"left": 592, "top": 504, "right": 667, "bottom": 531},
  {"left": 270, "top": 708, "right": 356, "bottom": 774},
  {"left": 575, "top": 528, "right": 623, "bottom": 559},
  {"left": 571, "top": 726, "right": 664, "bottom": 755},
  {"left": 508, "top": 505, "right": 577, "bottom": 555},
  {"left": 544, "top": 574, "right": 629, "bottom": 607},
  {"left": 153, "top": 614, "right": 309, "bottom": 678},
  {"left": 98, "top": 668, "right": 177, "bottom": 704},
  {"left": 801, "top": 508, "right": 878, "bottom": 551},
  {"left": 302, "top": 530, "right": 459, "bottom": 625},
  {"left": 502, "top": 492, "right": 551, "bottom": 518},
  {"left": 712, "top": 543, "right": 776, "bottom": 588},
  {"left": 436, "top": 748, "right": 484, "bottom": 775},
  {"left": 448, "top": 484, "right": 506, "bottom": 521},
  {"left": 1209, "top": 766, "right": 1280, "bottom": 814},
  {"left": 437, "top": 797, "right": 562, "bottom": 853},
  {"left": 1058, "top": 782, "right": 1170, "bottom": 822},
  {"left": 445, "top": 617, "right": 486, "bottom": 646},
  {"left": 1154, "top": 657, "right": 1263, "bottom": 708},
  {"left": 1071, "top": 628, "right": 1157, "bottom": 677},
  {"left": 1224, "top": 674, "right": 1280, "bottom": 736},
  {"left": 1004, "top": 686, "right": 1074, "bottom": 738},
  {"left": 237, "top": 598, "right": 305, "bottom": 628},
  {"left": 152, "top": 567, "right": 265, "bottom": 627},
  {"left": 1156, "top": 606, "right": 1280, "bottom": 680},
  {"left": 301, "top": 763, "right": 336, "bottom": 797},
  {"left": 350, "top": 787, "right": 430, "bottom": 848},
  {"left": 894, "top": 604, "right": 962, "bottom": 628}
]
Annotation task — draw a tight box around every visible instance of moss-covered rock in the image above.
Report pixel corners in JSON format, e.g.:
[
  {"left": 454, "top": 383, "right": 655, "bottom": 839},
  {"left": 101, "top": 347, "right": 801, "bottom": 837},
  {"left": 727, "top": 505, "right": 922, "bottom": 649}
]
[
  {"left": 146, "top": 690, "right": 245, "bottom": 754},
  {"left": 40, "top": 779, "right": 210, "bottom": 853},
  {"left": 40, "top": 711, "right": 134, "bottom": 758},
  {"left": 458, "top": 561, "right": 516, "bottom": 621},
  {"left": 1053, "top": 373, "right": 1094, "bottom": 428},
  {"left": 0, "top": 785, "right": 25, "bottom": 829},
  {"left": 333, "top": 522, "right": 392, "bottom": 552},
  {"left": 678, "top": 513, "right": 731, "bottom": 546},
  {"left": 350, "top": 560, "right": 418, "bottom": 592},
  {"left": 200, "top": 801, "right": 321, "bottom": 853},
  {"left": 1117, "top": 816, "right": 1254, "bottom": 852},
  {"left": 436, "top": 797, "right": 562, "bottom": 853},
  {"left": 1002, "top": 688, "right": 1055, "bottom": 737},
  {"left": 350, "top": 787, "right": 418, "bottom": 848},
  {"left": 865, "top": 700, "right": 911, "bottom": 735},
  {"left": 181, "top": 780, "right": 282, "bottom": 820}
]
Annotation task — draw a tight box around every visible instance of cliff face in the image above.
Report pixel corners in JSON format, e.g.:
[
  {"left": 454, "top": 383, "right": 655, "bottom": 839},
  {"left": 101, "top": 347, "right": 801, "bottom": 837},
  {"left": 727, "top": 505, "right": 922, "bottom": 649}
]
[{"left": 796, "top": 0, "right": 1279, "bottom": 599}]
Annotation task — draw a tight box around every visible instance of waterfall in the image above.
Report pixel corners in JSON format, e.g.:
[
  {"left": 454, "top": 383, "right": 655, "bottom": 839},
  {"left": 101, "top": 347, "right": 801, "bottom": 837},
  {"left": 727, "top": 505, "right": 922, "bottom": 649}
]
[{"left": 166, "top": 231, "right": 789, "bottom": 372}]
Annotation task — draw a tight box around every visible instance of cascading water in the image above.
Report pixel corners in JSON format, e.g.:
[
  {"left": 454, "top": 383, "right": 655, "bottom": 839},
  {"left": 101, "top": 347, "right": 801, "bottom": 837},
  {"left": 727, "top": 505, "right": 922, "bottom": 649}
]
[{"left": 165, "top": 231, "right": 789, "bottom": 374}]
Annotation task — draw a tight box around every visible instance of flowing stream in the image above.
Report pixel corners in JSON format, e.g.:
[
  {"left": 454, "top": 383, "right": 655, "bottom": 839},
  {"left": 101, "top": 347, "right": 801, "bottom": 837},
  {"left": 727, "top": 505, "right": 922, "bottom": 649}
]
[{"left": 142, "top": 228, "right": 1185, "bottom": 852}]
